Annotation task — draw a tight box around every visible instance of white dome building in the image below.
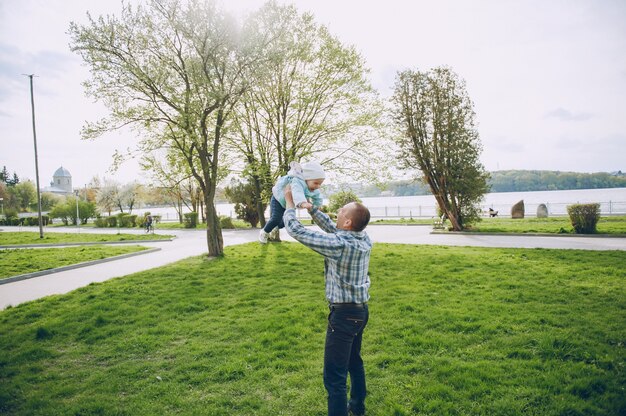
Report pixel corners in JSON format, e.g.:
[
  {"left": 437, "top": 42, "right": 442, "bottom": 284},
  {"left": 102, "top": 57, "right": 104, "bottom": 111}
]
[{"left": 43, "top": 166, "right": 73, "bottom": 196}]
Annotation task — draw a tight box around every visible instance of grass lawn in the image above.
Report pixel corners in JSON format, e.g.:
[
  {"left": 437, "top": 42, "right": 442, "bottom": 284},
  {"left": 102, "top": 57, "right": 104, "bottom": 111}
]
[
  {"left": 0, "top": 231, "right": 173, "bottom": 246},
  {"left": 372, "top": 218, "right": 433, "bottom": 225},
  {"left": 154, "top": 219, "right": 252, "bottom": 230},
  {"left": 0, "top": 243, "right": 624, "bottom": 415},
  {"left": 465, "top": 215, "right": 626, "bottom": 235},
  {"left": 0, "top": 246, "right": 150, "bottom": 279}
]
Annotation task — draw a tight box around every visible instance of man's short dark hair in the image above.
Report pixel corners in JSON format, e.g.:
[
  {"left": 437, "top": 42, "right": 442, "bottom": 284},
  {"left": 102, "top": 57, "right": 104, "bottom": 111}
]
[{"left": 349, "top": 202, "right": 370, "bottom": 232}]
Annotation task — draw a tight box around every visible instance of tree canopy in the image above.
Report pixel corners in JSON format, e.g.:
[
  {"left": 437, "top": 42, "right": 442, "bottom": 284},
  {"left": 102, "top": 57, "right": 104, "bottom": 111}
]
[
  {"left": 392, "top": 67, "right": 489, "bottom": 230},
  {"left": 70, "top": 0, "right": 270, "bottom": 256}
]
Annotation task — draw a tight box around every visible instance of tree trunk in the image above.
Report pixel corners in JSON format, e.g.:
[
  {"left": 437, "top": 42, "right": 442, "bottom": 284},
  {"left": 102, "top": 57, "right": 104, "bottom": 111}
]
[
  {"left": 252, "top": 174, "right": 266, "bottom": 228},
  {"left": 204, "top": 198, "right": 224, "bottom": 256}
]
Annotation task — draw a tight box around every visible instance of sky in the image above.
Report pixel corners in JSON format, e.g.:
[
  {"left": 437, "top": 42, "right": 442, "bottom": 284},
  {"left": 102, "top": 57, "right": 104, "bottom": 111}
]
[{"left": 1, "top": 0, "right": 625, "bottom": 188}]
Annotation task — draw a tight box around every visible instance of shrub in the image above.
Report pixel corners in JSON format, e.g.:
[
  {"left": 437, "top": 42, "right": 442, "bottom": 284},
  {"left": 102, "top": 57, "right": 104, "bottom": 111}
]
[
  {"left": 184, "top": 212, "right": 198, "bottom": 228},
  {"left": 116, "top": 213, "right": 136, "bottom": 228},
  {"left": 220, "top": 215, "right": 235, "bottom": 229},
  {"left": 94, "top": 217, "right": 108, "bottom": 228},
  {"left": 567, "top": 203, "right": 600, "bottom": 234},
  {"left": 106, "top": 216, "right": 117, "bottom": 228},
  {"left": 328, "top": 190, "right": 361, "bottom": 213}
]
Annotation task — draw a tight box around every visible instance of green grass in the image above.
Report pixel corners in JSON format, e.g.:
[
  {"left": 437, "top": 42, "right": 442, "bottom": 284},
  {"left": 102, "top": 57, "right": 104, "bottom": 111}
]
[
  {"left": 0, "top": 231, "right": 173, "bottom": 246},
  {"left": 466, "top": 215, "right": 626, "bottom": 235},
  {"left": 0, "top": 246, "right": 150, "bottom": 279},
  {"left": 154, "top": 219, "right": 252, "bottom": 230},
  {"left": 0, "top": 243, "right": 624, "bottom": 415},
  {"left": 372, "top": 218, "right": 433, "bottom": 225}
]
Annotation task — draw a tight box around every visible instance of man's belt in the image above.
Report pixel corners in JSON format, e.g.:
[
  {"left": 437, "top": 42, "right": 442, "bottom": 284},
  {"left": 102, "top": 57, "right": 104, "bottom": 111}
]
[{"left": 329, "top": 302, "right": 367, "bottom": 308}]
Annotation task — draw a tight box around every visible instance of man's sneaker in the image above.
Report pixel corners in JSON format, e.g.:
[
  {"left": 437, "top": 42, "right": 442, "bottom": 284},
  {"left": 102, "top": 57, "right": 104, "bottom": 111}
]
[{"left": 259, "top": 230, "right": 269, "bottom": 244}]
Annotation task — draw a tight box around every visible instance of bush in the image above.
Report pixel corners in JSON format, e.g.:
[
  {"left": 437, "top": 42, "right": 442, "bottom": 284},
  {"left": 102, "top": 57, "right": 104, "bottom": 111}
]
[
  {"left": 106, "top": 216, "right": 117, "bottom": 228},
  {"left": 94, "top": 217, "right": 108, "bottom": 228},
  {"left": 184, "top": 212, "right": 199, "bottom": 228},
  {"left": 116, "top": 213, "right": 137, "bottom": 228},
  {"left": 220, "top": 215, "right": 235, "bottom": 229},
  {"left": 567, "top": 203, "right": 601, "bottom": 234},
  {"left": 328, "top": 190, "right": 362, "bottom": 213}
]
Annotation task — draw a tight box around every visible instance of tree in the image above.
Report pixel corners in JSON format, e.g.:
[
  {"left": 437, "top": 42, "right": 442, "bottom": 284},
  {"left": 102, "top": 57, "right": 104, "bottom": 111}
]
[
  {"left": 96, "top": 179, "right": 119, "bottom": 216},
  {"left": 227, "top": 2, "right": 386, "bottom": 229},
  {"left": 328, "top": 189, "right": 361, "bottom": 213},
  {"left": 224, "top": 179, "right": 261, "bottom": 227},
  {"left": 50, "top": 197, "right": 97, "bottom": 225},
  {"left": 70, "top": 0, "right": 269, "bottom": 257},
  {"left": 12, "top": 181, "right": 37, "bottom": 212},
  {"left": 392, "top": 67, "right": 489, "bottom": 230},
  {"left": 40, "top": 192, "right": 63, "bottom": 211}
]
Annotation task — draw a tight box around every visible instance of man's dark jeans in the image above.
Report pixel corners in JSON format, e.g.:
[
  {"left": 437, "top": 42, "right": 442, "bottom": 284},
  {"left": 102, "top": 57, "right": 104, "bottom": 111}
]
[
  {"left": 262, "top": 196, "right": 285, "bottom": 233},
  {"left": 324, "top": 304, "right": 369, "bottom": 416}
]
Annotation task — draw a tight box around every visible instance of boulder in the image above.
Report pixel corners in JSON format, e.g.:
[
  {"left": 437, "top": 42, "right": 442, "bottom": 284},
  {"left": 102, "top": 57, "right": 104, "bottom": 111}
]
[
  {"left": 536, "top": 203, "right": 549, "bottom": 218},
  {"left": 511, "top": 200, "right": 525, "bottom": 219}
]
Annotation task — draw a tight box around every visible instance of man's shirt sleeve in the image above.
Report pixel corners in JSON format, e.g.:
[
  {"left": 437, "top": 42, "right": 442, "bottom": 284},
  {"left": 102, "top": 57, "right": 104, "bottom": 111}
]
[
  {"left": 310, "top": 207, "right": 338, "bottom": 234},
  {"left": 284, "top": 208, "right": 342, "bottom": 259}
]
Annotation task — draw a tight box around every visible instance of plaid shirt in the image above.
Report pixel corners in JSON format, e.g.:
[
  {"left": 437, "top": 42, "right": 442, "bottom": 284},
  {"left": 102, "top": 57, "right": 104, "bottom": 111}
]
[{"left": 283, "top": 207, "right": 372, "bottom": 304}]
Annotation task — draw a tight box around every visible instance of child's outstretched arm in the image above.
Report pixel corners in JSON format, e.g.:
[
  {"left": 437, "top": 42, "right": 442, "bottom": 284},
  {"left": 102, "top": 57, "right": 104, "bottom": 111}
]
[{"left": 290, "top": 179, "right": 309, "bottom": 208}]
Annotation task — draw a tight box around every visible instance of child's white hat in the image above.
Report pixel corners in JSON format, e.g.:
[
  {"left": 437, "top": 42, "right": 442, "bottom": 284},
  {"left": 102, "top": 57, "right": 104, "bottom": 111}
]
[{"left": 301, "top": 161, "right": 326, "bottom": 180}]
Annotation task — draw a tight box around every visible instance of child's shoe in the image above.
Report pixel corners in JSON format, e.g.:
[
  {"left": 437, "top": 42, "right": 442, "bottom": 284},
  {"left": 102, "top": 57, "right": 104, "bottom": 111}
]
[{"left": 259, "top": 230, "right": 269, "bottom": 244}]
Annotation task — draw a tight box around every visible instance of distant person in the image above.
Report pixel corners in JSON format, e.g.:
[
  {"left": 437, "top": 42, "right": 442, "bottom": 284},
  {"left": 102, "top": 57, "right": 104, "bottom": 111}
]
[
  {"left": 258, "top": 161, "right": 325, "bottom": 244},
  {"left": 283, "top": 185, "right": 372, "bottom": 416},
  {"left": 145, "top": 214, "right": 153, "bottom": 232}
]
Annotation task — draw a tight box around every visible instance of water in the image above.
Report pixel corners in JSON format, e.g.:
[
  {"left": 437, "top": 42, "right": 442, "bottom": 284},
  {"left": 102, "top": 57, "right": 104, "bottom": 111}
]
[{"left": 133, "top": 187, "right": 626, "bottom": 220}]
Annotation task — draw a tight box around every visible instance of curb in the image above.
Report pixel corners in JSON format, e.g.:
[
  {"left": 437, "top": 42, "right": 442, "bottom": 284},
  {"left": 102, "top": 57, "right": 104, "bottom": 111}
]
[
  {"left": 0, "top": 238, "right": 174, "bottom": 249},
  {"left": 430, "top": 231, "right": 626, "bottom": 238},
  {"left": 370, "top": 223, "right": 432, "bottom": 227},
  {"left": 0, "top": 247, "right": 162, "bottom": 285}
]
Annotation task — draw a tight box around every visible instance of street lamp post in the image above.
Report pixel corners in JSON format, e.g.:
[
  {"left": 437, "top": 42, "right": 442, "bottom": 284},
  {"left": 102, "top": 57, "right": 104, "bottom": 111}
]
[
  {"left": 25, "top": 74, "right": 44, "bottom": 238},
  {"left": 75, "top": 190, "right": 80, "bottom": 231}
]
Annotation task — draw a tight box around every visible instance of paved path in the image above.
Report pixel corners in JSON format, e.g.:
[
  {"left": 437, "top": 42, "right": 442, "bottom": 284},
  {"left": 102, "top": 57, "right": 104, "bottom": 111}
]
[{"left": 1, "top": 225, "right": 625, "bottom": 310}]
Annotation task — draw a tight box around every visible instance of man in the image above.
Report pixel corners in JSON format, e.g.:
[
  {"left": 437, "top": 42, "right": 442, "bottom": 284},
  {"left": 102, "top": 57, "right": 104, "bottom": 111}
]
[{"left": 283, "top": 186, "right": 372, "bottom": 416}]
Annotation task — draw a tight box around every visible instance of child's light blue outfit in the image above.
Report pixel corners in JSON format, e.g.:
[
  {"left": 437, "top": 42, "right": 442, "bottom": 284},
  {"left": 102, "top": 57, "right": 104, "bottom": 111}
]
[
  {"left": 262, "top": 161, "right": 325, "bottom": 234},
  {"left": 272, "top": 174, "right": 323, "bottom": 209}
]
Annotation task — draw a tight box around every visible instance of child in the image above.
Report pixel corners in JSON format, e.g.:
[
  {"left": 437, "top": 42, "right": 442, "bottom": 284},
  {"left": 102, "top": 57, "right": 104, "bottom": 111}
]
[{"left": 259, "top": 161, "right": 325, "bottom": 243}]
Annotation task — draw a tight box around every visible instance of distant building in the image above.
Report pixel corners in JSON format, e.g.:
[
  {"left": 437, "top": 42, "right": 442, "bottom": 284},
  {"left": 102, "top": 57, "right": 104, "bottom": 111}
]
[{"left": 42, "top": 166, "right": 73, "bottom": 196}]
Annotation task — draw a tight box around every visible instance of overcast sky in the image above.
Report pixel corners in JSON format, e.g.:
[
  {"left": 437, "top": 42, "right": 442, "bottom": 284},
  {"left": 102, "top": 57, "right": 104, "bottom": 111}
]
[{"left": 1, "top": 0, "right": 625, "bottom": 187}]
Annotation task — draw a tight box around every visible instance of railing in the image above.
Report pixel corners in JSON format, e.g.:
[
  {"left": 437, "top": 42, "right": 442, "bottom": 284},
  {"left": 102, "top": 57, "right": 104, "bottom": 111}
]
[{"left": 362, "top": 201, "right": 626, "bottom": 219}]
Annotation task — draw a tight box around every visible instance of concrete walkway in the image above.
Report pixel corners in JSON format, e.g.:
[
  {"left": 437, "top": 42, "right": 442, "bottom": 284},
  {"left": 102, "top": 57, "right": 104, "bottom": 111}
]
[{"left": 1, "top": 225, "right": 625, "bottom": 310}]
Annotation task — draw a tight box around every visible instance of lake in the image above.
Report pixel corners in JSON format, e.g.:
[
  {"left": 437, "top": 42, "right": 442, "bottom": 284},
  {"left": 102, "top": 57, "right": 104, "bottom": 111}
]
[{"left": 135, "top": 187, "right": 626, "bottom": 220}]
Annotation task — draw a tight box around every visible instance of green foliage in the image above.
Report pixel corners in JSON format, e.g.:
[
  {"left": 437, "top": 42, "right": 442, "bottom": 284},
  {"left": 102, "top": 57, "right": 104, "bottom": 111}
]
[
  {"left": 567, "top": 203, "right": 601, "bottom": 234},
  {"left": 0, "top": 166, "right": 19, "bottom": 186},
  {"left": 392, "top": 67, "right": 489, "bottom": 230},
  {"left": 328, "top": 190, "right": 362, "bottom": 212},
  {"left": 0, "top": 243, "right": 624, "bottom": 414},
  {"left": 183, "top": 212, "right": 198, "bottom": 228},
  {"left": 49, "top": 198, "right": 97, "bottom": 225},
  {"left": 219, "top": 215, "right": 235, "bottom": 229},
  {"left": 115, "top": 213, "right": 137, "bottom": 228},
  {"left": 69, "top": 0, "right": 268, "bottom": 257},
  {"left": 230, "top": 2, "right": 385, "bottom": 229},
  {"left": 93, "top": 217, "right": 107, "bottom": 228},
  {"left": 224, "top": 181, "right": 262, "bottom": 227},
  {"left": 9, "top": 181, "right": 37, "bottom": 212},
  {"left": 22, "top": 216, "right": 50, "bottom": 227},
  {"left": 490, "top": 170, "right": 626, "bottom": 192}
]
